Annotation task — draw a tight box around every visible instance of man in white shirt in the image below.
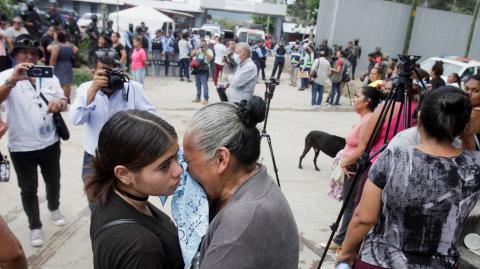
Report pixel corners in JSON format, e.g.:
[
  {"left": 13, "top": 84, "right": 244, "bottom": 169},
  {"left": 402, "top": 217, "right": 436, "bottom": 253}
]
[
  {"left": 226, "top": 42, "right": 257, "bottom": 103},
  {"left": 4, "top": 17, "right": 28, "bottom": 51},
  {"left": 310, "top": 50, "right": 331, "bottom": 107},
  {"left": 70, "top": 55, "right": 156, "bottom": 185},
  {"left": 178, "top": 31, "right": 192, "bottom": 82},
  {"left": 0, "top": 34, "right": 68, "bottom": 248},
  {"left": 213, "top": 36, "right": 227, "bottom": 86}
]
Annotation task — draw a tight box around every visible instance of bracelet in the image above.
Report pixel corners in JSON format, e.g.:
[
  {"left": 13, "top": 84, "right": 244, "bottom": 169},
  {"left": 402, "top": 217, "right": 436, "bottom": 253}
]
[{"left": 3, "top": 78, "right": 16, "bottom": 89}]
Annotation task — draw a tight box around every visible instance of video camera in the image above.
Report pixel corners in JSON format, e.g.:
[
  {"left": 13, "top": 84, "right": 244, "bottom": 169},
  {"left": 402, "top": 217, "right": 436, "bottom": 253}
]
[{"left": 264, "top": 77, "right": 279, "bottom": 100}]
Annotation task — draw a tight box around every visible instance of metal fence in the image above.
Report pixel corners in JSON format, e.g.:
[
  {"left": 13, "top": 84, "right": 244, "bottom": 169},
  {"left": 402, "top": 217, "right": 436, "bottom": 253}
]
[{"left": 315, "top": 0, "right": 480, "bottom": 74}]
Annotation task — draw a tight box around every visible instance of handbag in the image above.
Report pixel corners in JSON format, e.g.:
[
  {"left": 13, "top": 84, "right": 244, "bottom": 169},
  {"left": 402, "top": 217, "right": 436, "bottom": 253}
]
[{"left": 39, "top": 92, "right": 70, "bottom": 141}]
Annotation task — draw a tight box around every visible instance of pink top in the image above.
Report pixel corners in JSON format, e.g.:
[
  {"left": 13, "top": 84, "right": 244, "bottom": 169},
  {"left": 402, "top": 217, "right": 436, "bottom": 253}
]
[
  {"left": 343, "top": 112, "right": 373, "bottom": 159},
  {"left": 370, "top": 101, "right": 418, "bottom": 163},
  {"left": 131, "top": 48, "right": 146, "bottom": 70}
]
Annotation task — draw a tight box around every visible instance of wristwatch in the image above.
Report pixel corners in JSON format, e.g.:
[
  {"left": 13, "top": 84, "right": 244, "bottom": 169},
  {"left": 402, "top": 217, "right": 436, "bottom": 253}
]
[{"left": 3, "top": 78, "right": 16, "bottom": 89}]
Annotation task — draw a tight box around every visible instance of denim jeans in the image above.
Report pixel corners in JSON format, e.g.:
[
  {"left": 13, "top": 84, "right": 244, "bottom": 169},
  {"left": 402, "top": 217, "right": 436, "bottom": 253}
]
[
  {"left": 271, "top": 58, "right": 284, "bottom": 80},
  {"left": 311, "top": 82, "right": 324, "bottom": 105},
  {"left": 329, "top": 82, "right": 341, "bottom": 105},
  {"left": 300, "top": 67, "right": 311, "bottom": 89},
  {"left": 179, "top": 58, "right": 190, "bottom": 80},
  {"left": 10, "top": 142, "right": 61, "bottom": 229},
  {"left": 132, "top": 67, "right": 145, "bottom": 85},
  {"left": 195, "top": 73, "right": 209, "bottom": 101}
]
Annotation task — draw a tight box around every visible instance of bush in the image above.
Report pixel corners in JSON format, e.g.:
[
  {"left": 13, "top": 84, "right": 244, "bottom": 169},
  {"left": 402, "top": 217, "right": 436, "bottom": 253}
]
[{"left": 73, "top": 67, "right": 92, "bottom": 86}]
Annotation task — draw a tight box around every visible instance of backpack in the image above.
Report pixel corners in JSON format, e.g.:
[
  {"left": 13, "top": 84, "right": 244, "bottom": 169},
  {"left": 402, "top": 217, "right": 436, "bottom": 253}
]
[
  {"left": 260, "top": 45, "right": 267, "bottom": 58},
  {"left": 341, "top": 58, "right": 351, "bottom": 82},
  {"left": 251, "top": 46, "right": 260, "bottom": 61}
]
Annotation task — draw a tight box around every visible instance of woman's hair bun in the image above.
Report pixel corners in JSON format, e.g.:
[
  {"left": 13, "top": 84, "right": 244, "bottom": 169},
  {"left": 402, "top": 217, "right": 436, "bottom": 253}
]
[
  {"left": 236, "top": 96, "right": 266, "bottom": 127},
  {"left": 440, "top": 89, "right": 468, "bottom": 113}
]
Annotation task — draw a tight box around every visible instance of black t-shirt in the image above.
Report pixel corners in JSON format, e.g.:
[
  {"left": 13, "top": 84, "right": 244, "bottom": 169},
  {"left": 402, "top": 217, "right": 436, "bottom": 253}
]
[
  {"left": 90, "top": 192, "right": 184, "bottom": 269},
  {"left": 40, "top": 34, "right": 53, "bottom": 65},
  {"left": 430, "top": 76, "right": 446, "bottom": 90},
  {"left": 113, "top": 43, "right": 125, "bottom": 60}
]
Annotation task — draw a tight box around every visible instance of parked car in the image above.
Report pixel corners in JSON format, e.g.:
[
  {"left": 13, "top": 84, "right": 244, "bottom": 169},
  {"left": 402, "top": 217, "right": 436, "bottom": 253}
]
[
  {"left": 77, "top": 12, "right": 102, "bottom": 32},
  {"left": 201, "top": 24, "right": 222, "bottom": 38},
  {"left": 192, "top": 27, "right": 212, "bottom": 42},
  {"left": 236, "top": 28, "right": 265, "bottom": 44},
  {"left": 420, "top": 56, "right": 480, "bottom": 87}
]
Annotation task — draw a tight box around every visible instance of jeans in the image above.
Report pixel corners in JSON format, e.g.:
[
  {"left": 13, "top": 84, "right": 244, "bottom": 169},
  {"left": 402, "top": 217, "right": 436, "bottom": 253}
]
[
  {"left": 81, "top": 152, "right": 94, "bottom": 183},
  {"left": 179, "top": 58, "right": 190, "bottom": 80},
  {"left": 333, "top": 172, "right": 357, "bottom": 245},
  {"left": 271, "top": 59, "right": 284, "bottom": 80},
  {"left": 132, "top": 67, "right": 145, "bottom": 85},
  {"left": 195, "top": 73, "right": 209, "bottom": 101},
  {"left": 300, "top": 68, "right": 311, "bottom": 89},
  {"left": 10, "top": 142, "right": 61, "bottom": 229},
  {"left": 213, "top": 64, "right": 224, "bottom": 85},
  {"left": 311, "top": 82, "right": 324, "bottom": 105},
  {"left": 152, "top": 50, "right": 162, "bottom": 76},
  {"left": 328, "top": 82, "right": 341, "bottom": 105}
]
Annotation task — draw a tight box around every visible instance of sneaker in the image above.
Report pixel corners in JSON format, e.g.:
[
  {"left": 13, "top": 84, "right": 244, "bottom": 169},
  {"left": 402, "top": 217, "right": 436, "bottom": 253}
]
[
  {"left": 192, "top": 99, "right": 201, "bottom": 103},
  {"left": 180, "top": 78, "right": 185, "bottom": 81},
  {"left": 187, "top": 79, "right": 192, "bottom": 83},
  {"left": 51, "top": 209, "right": 67, "bottom": 226},
  {"left": 320, "top": 241, "right": 341, "bottom": 250},
  {"left": 30, "top": 229, "right": 44, "bottom": 247},
  {"left": 202, "top": 100, "right": 208, "bottom": 105}
]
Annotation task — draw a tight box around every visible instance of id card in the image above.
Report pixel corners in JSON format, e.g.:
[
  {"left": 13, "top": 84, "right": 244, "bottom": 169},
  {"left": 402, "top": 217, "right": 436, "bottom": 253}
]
[{"left": 39, "top": 122, "right": 54, "bottom": 137}]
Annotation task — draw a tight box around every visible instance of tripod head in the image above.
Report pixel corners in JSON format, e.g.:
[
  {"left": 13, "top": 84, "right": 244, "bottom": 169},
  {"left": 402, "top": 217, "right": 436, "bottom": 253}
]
[{"left": 264, "top": 77, "right": 279, "bottom": 101}]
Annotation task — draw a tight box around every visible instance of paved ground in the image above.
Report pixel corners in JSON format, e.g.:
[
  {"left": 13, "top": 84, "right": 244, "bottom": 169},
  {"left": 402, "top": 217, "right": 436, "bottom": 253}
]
[{"left": 0, "top": 60, "right": 362, "bottom": 269}]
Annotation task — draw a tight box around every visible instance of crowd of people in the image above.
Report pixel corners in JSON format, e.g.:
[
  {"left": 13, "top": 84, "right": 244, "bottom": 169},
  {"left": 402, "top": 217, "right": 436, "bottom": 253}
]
[{"left": 0, "top": 6, "right": 479, "bottom": 269}]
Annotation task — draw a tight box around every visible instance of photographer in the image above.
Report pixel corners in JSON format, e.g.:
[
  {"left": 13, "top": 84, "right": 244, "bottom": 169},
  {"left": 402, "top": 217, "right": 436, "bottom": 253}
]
[
  {"left": 70, "top": 55, "right": 156, "bottom": 184},
  {"left": 0, "top": 35, "right": 68, "bottom": 247},
  {"left": 191, "top": 40, "right": 213, "bottom": 105},
  {"left": 225, "top": 42, "right": 257, "bottom": 103},
  {"left": 221, "top": 40, "right": 237, "bottom": 83}
]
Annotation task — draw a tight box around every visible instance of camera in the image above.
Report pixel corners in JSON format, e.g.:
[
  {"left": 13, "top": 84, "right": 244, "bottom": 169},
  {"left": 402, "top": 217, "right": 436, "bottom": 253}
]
[
  {"left": 104, "top": 68, "right": 129, "bottom": 91},
  {"left": 27, "top": 66, "right": 53, "bottom": 78},
  {"left": 216, "top": 85, "right": 228, "bottom": 102}
]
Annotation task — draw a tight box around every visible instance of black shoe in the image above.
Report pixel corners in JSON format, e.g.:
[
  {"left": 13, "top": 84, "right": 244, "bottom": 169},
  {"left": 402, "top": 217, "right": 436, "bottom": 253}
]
[
  {"left": 180, "top": 78, "right": 185, "bottom": 81},
  {"left": 298, "top": 88, "right": 305, "bottom": 91}
]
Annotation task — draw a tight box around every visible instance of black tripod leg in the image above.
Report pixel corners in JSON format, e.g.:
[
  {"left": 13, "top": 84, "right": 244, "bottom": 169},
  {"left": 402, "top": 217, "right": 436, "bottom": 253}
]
[{"left": 264, "top": 134, "right": 281, "bottom": 188}]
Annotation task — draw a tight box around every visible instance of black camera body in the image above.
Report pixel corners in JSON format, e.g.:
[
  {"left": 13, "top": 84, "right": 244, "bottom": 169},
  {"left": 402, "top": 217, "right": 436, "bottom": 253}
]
[
  {"left": 104, "top": 69, "right": 129, "bottom": 92},
  {"left": 27, "top": 66, "right": 54, "bottom": 78}
]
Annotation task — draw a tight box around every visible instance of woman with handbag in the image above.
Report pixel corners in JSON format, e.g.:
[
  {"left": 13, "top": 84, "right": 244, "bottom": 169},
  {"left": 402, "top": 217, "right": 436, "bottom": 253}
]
[
  {"left": 190, "top": 40, "right": 213, "bottom": 105},
  {"left": 48, "top": 30, "right": 78, "bottom": 103},
  {"left": 324, "top": 86, "right": 383, "bottom": 251}
]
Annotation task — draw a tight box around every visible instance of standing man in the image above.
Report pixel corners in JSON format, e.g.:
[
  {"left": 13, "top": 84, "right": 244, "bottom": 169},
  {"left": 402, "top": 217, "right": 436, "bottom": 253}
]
[
  {"left": 350, "top": 39, "right": 361, "bottom": 79},
  {"left": 298, "top": 46, "right": 314, "bottom": 91},
  {"left": 21, "top": 0, "right": 41, "bottom": 40},
  {"left": 86, "top": 14, "right": 99, "bottom": 66},
  {"left": 46, "top": 3, "right": 62, "bottom": 27},
  {"left": 270, "top": 42, "right": 286, "bottom": 81},
  {"left": 70, "top": 55, "right": 156, "bottom": 184},
  {"left": 0, "top": 35, "right": 68, "bottom": 247},
  {"left": 40, "top": 26, "right": 55, "bottom": 65},
  {"left": 213, "top": 36, "right": 227, "bottom": 86},
  {"left": 191, "top": 40, "right": 213, "bottom": 105},
  {"left": 327, "top": 49, "right": 344, "bottom": 106},
  {"left": 162, "top": 31, "right": 175, "bottom": 76},
  {"left": 178, "top": 31, "right": 192, "bottom": 82},
  {"left": 221, "top": 40, "right": 237, "bottom": 83},
  {"left": 124, "top": 23, "right": 134, "bottom": 72},
  {"left": 289, "top": 46, "right": 301, "bottom": 87},
  {"left": 101, "top": 20, "right": 114, "bottom": 46},
  {"left": 4, "top": 17, "right": 28, "bottom": 51},
  {"left": 64, "top": 15, "right": 81, "bottom": 46},
  {"left": 225, "top": 42, "right": 257, "bottom": 103},
  {"left": 251, "top": 40, "right": 264, "bottom": 81},
  {"left": 151, "top": 30, "right": 163, "bottom": 77},
  {"left": 310, "top": 50, "right": 331, "bottom": 107}
]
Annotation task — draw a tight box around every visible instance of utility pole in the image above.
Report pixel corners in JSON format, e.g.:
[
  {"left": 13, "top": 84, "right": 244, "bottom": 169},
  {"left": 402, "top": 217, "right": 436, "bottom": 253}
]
[
  {"left": 465, "top": 0, "right": 480, "bottom": 57},
  {"left": 403, "top": 0, "right": 418, "bottom": 54}
]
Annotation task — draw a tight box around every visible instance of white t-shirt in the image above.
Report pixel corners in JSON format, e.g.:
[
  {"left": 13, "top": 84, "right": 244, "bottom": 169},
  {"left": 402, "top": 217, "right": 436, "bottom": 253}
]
[
  {"left": 4, "top": 27, "right": 29, "bottom": 40},
  {"left": 214, "top": 43, "right": 227, "bottom": 66},
  {"left": 178, "top": 39, "right": 192, "bottom": 60},
  {"left": 0, "top": 68, "right": 65, "bottom": 152}
]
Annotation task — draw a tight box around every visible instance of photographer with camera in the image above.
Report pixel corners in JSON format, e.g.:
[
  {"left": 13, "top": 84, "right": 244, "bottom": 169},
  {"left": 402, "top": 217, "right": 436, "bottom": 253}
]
[
  {"left": 224, "top": 42, "right": 257, "bottom": 104},
  {"left": 0, "top": 34, "right": 68, "bottom": 247},
  {"left": 191, "top": 40, "right": 213, "bottom": 105},
  {"left": 70, "top": 55, "right": 156, "bottom": 185}
]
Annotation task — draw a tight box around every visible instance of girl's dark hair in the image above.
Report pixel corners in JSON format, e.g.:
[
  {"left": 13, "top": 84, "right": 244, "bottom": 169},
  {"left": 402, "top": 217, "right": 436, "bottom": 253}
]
[
  {"left": 112, "top": 32, "right": 120, "bottom": 38},
  {"left": 56, "top": 31, "right": 67, "bottom": 43},
  {"left": 431, "top": 60, "right": 444, "bottom": 76},
  {"left": 361, "top": 86, "right": 384, "bottom": 111},
  {"left": 85, "top": 110, "right": 177, "bottom": 204},
  {"left": 134, "top": 35, "right": 143, "bottom": 43},
  {"left": 420, "top": 86, "right": 471, "bottom": 141},
  {"left": 451, "top": 73, "right": 461, "bottom": 88}
]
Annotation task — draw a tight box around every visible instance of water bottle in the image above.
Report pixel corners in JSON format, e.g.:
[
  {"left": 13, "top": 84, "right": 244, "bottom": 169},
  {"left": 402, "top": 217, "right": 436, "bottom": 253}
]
[{"left": 336, "top": 262, "right": 352, "bottom": 269}]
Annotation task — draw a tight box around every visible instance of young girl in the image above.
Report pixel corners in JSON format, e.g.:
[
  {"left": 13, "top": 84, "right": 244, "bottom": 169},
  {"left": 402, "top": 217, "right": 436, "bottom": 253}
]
[{"left": 131, "top": 36, "right": 146, "bottom": 85}]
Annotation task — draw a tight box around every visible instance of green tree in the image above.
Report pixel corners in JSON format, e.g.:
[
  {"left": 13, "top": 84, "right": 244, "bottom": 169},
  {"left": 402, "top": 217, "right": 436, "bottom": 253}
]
[
  {"left": 0, "top": 0, "right": 14, "bottom": 21},
  {"left": 215, "top": 18, "right": 237, "bottom": 31},
  {"left": 252, "top": 14, "right": 274, "bottom": 33},
  {"left": 287, "top": 0, "right": 319, "bottom": 24}
]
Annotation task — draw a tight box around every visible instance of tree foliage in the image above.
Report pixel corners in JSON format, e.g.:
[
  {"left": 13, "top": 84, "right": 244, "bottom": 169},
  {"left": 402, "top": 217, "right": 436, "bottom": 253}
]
[
  {"left": 252, "top": 14, "right": 274, "bottom": 33},
  {"left": 287, "top": 0, "right": 320, "bottom": 24},
  {"left": 0, "top": 0, "right": 14, "bottom": 21}
]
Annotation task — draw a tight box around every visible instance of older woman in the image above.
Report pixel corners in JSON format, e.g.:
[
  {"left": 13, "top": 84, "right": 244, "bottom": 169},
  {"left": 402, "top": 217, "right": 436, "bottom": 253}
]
[
  {"left": 85, "top": 110, "right": 184, "bottom": 269},
  {"left": 326, "top": 86, "right": 383, "bottom": 250},
  {"left": 183, "top": 96, "right": 299, "bottom": 269},
  {"left": 337, "top": 87, "right": 480, "bottom": 268}
]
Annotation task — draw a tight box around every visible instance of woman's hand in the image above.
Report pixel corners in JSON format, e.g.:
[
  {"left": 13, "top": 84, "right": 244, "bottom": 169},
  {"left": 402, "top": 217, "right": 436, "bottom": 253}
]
[
  {"left": 341, "top": 161, "right": 355, "bottom": 179},
  {"left": 335, "top": 249, "right": 356, "bottom": 267}
]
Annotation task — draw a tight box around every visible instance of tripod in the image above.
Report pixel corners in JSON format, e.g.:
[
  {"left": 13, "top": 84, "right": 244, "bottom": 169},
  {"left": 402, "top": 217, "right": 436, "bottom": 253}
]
[
  {"left": 261, "top": 78, "right": 281, "bottom": 188},
  {"left": 316, "top": 55, "right": 425, "bottom": 268}
]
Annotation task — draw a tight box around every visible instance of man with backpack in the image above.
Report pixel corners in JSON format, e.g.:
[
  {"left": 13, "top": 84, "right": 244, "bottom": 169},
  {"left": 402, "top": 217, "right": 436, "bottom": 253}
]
[
  {"left": 326, "top": 49, "right": 344, "bottom": 106},
  {"left": 251, "top": 40, "right": 265, "bottom": 81}
]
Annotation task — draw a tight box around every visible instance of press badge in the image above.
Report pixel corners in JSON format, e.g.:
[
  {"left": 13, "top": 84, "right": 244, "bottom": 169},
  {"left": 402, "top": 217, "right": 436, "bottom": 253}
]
[{"left": 39, "top": 122, "right": 54, "bottom": 137}]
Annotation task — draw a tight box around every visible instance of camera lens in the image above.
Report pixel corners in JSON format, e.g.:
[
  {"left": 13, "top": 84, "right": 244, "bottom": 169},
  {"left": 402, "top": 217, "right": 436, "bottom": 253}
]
[
  {"left": 32, "top": 68, "right": 42, "bottom": 76},
  {"left": 109, "top": 73, "right": 124, "bottom": 91}
]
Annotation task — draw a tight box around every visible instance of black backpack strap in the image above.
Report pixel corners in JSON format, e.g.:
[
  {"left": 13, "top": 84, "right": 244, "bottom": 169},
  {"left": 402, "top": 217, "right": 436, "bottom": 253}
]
[{"left": 94, "top": 218, "right": 138, "bottom": 240}]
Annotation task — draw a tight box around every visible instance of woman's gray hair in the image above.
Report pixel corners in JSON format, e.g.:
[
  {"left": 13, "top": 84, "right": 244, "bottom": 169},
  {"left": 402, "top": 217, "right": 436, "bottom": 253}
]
[{"left": 186, "top": 102, "right": 242, "bottom": 160}]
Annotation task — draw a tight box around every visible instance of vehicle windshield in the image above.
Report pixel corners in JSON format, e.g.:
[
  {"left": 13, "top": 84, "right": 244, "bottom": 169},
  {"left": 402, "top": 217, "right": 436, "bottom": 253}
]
[
  {"left": 248, "top": 33, "right": 263, "bottom": 42},
  {"left": 202, "top": 27, "right": 220, "bottom": 34}
]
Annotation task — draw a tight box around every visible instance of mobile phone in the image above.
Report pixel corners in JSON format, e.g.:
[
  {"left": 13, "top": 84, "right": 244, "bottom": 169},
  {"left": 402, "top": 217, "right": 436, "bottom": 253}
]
[{"left": 27, "top": 66, "right": 54, "bottom": 78}]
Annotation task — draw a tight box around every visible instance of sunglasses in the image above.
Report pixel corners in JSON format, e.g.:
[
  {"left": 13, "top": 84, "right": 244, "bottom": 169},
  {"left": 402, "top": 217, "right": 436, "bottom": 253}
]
[{"left": 18, "top": 39, "right": 40, "bottom": 47}]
